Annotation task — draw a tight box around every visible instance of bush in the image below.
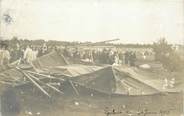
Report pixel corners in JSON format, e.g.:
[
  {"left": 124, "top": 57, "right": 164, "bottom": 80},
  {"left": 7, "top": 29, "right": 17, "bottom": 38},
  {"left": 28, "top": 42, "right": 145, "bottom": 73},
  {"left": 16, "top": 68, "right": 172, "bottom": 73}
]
[{"left": 153, "top": 38, "right": 182, "bottom": 72}]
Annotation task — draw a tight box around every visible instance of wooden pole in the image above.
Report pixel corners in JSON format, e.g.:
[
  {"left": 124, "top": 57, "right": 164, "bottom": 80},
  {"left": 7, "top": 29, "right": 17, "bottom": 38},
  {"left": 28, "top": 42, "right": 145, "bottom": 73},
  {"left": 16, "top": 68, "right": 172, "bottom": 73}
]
[
  {"left": 69, "top": 80, "right": 79, "bottom": 96},
  {"left": 46, "top": 83, "right": 64, "bottom": 94},
  {"left": 26, "top": 70, "right": 66, "bottom": 81},
  {"left": 24, "top": 72, "right": 51, "bottom": 97},
  {"left": 27, "top": 73, "right": 64, "bottom": 95},
  {"left": 16, "top": 67, "right": 51, "bottom": 97}
]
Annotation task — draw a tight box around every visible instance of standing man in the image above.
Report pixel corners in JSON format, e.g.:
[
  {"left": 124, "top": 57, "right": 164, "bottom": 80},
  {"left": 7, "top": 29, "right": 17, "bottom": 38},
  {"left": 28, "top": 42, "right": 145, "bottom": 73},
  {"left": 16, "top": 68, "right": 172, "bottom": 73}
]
[
  {"left": 10, "top": 43, "right": 23, "bottom": 63},
  {"left": 1, "top": 44, "right": 10, "bottom": 65},
  {"left": 3, "top": 44, "right": 11, "bottom": 65},
  {"left": 23, "top": 45, "right": 33, "bottom": 64}
]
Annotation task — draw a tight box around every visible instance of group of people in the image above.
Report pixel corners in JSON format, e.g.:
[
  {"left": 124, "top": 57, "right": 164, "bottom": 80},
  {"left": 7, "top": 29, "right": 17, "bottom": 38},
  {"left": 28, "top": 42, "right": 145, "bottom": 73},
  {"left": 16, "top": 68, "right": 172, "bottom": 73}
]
[
  {"left": 62, "top": 47, "right": 138, "bottom": 66},
  {"left": 124, "top": 51, "right": 137, "bottom": 66},
  {"left": 0, "top": 42, "right": 51, "bottom": 66},
  {"left": 0, "top": 42, "right": 148, "bottom": 67}
]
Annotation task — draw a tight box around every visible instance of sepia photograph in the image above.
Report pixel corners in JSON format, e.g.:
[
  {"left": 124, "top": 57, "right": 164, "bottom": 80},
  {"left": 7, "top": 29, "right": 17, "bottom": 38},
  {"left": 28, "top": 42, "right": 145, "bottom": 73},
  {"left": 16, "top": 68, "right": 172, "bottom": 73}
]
[{"left": 0, "top": 0, "right": 184, "bottom": 116}]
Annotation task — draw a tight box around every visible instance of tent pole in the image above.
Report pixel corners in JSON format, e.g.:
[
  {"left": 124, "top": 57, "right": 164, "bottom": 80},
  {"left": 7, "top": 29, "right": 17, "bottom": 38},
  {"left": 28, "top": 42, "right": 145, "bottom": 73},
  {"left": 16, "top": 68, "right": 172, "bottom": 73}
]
[
  {"left": 27, "top": 72, "right": 64, "bottom": 95},
  {"left": 16, "top": 67, "right": 51, "bottom": 98},
  {"left": 69, "top": 80, "right": 79, "bottom": 96}
]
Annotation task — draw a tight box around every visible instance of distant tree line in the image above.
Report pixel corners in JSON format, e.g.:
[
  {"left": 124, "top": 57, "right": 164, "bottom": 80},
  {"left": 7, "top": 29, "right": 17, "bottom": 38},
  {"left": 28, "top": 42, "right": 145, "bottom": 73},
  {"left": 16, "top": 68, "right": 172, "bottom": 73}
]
[{"left": 1, "top": 36, "right": 153, "bottom": 48}]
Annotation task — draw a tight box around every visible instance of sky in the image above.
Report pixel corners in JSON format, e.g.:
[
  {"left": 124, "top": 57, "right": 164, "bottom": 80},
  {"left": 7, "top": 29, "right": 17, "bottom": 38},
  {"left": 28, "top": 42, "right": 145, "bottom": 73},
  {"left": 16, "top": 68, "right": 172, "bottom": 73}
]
[{"left": 1, "top": 0, "right": 184, "bottom": 44}]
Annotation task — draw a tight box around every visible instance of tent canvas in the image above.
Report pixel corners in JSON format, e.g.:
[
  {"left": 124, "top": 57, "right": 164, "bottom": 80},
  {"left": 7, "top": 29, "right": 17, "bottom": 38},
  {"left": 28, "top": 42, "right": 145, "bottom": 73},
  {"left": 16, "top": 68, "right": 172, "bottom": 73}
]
[
  {"left": 44, "top": 64, "right": 102, "bottom": 77},
  {"left": 32, "top": 51, "right": 68, "bottom": 70},
  {"left": 71, "top": 66, "right": 160, "bottom": 95},
  {"left": 0, "top": 66, "right": 181, "bottom": 116}
]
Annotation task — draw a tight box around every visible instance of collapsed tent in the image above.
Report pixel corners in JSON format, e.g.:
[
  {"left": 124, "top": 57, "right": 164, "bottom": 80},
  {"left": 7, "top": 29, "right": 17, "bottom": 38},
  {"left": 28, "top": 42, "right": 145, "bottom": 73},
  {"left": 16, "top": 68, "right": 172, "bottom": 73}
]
[
  {"left": 32, "top": 51, "right": 68, "bottom": 70},
  {"left": 31, "top": 51, "right": 102, "bottom": 76},
  {"left": 0, "top": 50, "right": 182, "bottom": 115},
  {"left": 0, "top": 65, "right": 182, "bottom": 116},
  {"left": 42, "top": 64, "right": 102, "bottom": 77},
  {"left": 71, "top": 66, "right": 160, "bottom": 95}
]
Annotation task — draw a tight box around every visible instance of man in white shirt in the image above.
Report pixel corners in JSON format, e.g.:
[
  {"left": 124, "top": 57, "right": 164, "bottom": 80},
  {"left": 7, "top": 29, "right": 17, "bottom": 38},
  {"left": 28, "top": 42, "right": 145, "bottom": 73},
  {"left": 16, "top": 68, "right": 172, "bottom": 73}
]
[
  {"left": 0, "top": 44, "right": 10, "bottom": 65},
  {"left": 24, "top": 45, "right": 34, "bottom": 64}
]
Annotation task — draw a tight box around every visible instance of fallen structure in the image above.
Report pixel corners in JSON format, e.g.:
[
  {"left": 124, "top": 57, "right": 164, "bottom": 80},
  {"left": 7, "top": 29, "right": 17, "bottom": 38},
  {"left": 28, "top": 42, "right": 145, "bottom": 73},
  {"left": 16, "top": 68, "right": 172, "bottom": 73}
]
[
  {"left": 71, "top": 66, "right": 160, "bottom": 95},
  {"left": 32, "top": 51, "right": 68, "bottom": 71},
  {"left": 0, "top": 51, "right": 183, "bottom": 116}
]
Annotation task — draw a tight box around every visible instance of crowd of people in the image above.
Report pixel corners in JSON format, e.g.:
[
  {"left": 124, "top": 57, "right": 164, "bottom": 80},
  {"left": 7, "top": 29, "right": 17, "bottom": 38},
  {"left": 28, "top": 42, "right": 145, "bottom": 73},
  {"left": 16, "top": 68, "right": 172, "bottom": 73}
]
[
  {"left": 62, "top": 47, "right": 137, "bottom": 66},
  {"left": 0, "top": 42, "right": 154, "bottom": 67},
  {"left": 0, "top": 43, "right": 51, "bottom": 66}
]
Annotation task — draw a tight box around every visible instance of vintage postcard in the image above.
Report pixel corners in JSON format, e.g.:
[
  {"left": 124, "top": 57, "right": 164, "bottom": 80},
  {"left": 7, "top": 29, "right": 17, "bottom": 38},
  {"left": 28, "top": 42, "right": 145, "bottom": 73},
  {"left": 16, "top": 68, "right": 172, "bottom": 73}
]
[{"left": 0, "top": 0, "right": 183, "bottom": 116}]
